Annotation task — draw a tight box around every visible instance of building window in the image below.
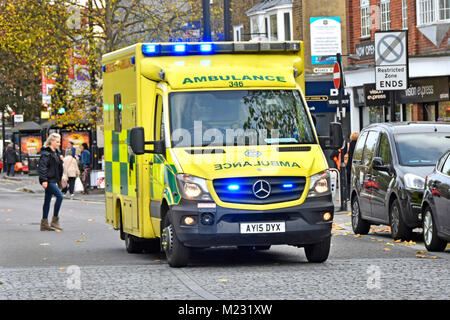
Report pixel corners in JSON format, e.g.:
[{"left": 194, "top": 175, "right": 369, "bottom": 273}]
[
  {"left": 402, "top": 0, "right": 408, "bottom": 28},
  {"left": 439, "top": 0, "right": 450, "bottom": 19},
  {"left": 251, "top": 16, "right": 260, "bottom": 36},
  {"left": 269, "top": 14, "right": 278, "bottom": 40},
  {"left": 233, "top": 25, "right": 243, "bottom": 41},
  {"left": 361, "top": 0, "right": 371, "bottom": 37},
  {"left": 284, "top": 12, "right": 291, "bottom": 40},
  {"left": 417, "top": 0, "right": 450, "bottom": 24},
  {"left": 380, "top": 0, "right": 391, "bottom": 30}
]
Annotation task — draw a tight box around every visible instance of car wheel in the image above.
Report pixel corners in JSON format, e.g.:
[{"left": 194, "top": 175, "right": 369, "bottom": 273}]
[
  {"left": 423, "top": 208, "right": 447, "bottom": 252},
  {"left": 304, "top": 236, "right": 331, "bottom": 263},
  {"left": 390, "top": 199, "right": 412, "bottom": 240},
  {"left": 351, "top": 196, "right": 370, "bottom": 235},
  {"left": 161, "top": 212, "right": 190, "bottom": 268},
  {"left": 125, "top": 233, "right": 144, "bottom": 254}
]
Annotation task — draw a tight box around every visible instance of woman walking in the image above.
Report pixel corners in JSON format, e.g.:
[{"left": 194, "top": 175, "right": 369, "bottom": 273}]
[
  {"left": 38, "top": 133, "right": 64, "bottom": 231},
  {"left": 62, "top": 149, "right": 80, "bottom": 197}
]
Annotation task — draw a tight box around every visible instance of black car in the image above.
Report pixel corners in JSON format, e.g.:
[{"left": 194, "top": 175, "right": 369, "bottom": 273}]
[
  {"left": 350, "top": 122, "right": 450, "bottom": 240},
  {"left": 421, "top": 150, "right": 450, "bottom": 251}
]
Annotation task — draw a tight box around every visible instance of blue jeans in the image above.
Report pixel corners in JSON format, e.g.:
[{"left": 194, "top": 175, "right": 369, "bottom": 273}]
[
  {"left": 7, "top": 163, "right": 15, "bottom": 176},
  {"left": 42, "top": 182, "right": 63, "bottom": 220}
]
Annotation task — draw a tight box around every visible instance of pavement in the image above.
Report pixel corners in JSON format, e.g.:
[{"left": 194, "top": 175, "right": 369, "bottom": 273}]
[{"left": 0, "top": 173, "right": 105, "bottom": 202}]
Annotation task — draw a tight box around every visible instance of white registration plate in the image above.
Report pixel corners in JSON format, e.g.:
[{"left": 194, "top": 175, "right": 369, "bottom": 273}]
[{"left": 240, "top": 222, "right": 286, "bottom": 234}]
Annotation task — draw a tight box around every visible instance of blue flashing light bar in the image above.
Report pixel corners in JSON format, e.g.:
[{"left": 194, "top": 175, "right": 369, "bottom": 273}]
[
  {"left": 227, "top": 184, "right": 240, "bottom": 191},
  {"left": 282, "top": 184, "right": 294, "bottom": 189},
  {"left": 141, "top": 41, "right": 300, "bottom": 57}
]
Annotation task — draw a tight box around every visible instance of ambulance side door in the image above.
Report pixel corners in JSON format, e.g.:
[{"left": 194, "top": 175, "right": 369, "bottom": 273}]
[{"left": 149, "top": 92, "right": 165, "bottom": 235}]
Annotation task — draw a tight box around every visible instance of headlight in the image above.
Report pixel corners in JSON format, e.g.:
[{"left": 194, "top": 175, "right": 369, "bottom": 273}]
[
  {"left": 308, "top": 170, "right": 330, "bottom": 197},
  {"left": 176, "top": 174, "right": 212, "bottom": 201},
  {"left": 404, "top": 173, "right": 425, "bottom": 190}
]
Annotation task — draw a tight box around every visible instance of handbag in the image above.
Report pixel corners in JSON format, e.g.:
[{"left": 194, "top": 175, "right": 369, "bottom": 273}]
[
  {"left": 74, "top": 177, "right": 84, "bottom": 193},
  {"left": 60, "top": 174, "right": 68, "bottom": 190}
]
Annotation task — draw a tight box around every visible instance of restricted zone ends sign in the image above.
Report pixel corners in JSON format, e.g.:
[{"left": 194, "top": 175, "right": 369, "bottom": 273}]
[{"left": 375, "top": 31, "right": 408, "bottom": 90}]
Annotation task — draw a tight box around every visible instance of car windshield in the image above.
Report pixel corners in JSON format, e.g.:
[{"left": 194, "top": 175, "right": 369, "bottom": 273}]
[
  {"left": 169, "top": 90, "right": 316, "bottom": 148},
  {"left": 395, "top": 133, "right": 450, "bottom": 166}
]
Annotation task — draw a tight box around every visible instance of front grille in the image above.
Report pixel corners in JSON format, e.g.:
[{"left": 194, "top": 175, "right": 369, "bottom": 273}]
[{"left": 213, "top": 176, "right": 306, "bottom": 205}]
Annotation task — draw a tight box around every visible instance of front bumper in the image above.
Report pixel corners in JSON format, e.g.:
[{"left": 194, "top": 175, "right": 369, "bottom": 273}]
[
  {"left": 170, "top": 195, "right": 334, "bottom": 248},
  {"left": 399, "top": 189, "right": 423, "bottom": 228}
]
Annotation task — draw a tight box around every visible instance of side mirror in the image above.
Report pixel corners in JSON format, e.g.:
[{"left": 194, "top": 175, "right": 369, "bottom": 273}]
[
  {"left": 328, "top": 122, "right": 344, "bottom": 150},
  {"left": 129, "top": 127, "right": 165, "bottom": 155},
  {"left": 372, "top": 156, "right": 391, "bottom": 173},
  {"left": 130, "top": 127, "right": 146, "bottom": 155}
]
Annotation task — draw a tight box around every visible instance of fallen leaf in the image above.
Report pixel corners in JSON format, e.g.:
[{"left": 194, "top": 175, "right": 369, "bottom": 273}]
[
  {"left": 218, "top": 279, "right": 228, "bottom": 283},
  {"left": 386, "top": 242, "right": 394, "bottom": 246},
  {"left": 416, "top": 251, "right": 425, "bottom": 254},
  {"left": 40, "top": 243, "right": 50, "bottom": 246},
  {"left": 7, "top": 209, "right": 12, "bottom": 212},
  {"left": 377, "top": 239, "right": 385, "bottom": 242},
  {"left": 346, "top": 212, "right": 352, "bottom": 216},
  {"left": 416, "top": 254, "right": 426, "bottom": 258},
  {"left": 383, "top": 248, "right": 391, "bottom": 251},
  {"left": 344, "top": 222, "right": 351, "bottom": 226},
  {"left": 0, "top": 281, "right": 3, "bottom": 285},
  {"left": 428, "top": 256, "right": 438, "bottom": 259},
  {"left": 394, "top": 239, "right": 402, "bottom": 243},
  {"left": 354, "top": 234, "right": 362, "bottom": 238},
  {"left": 59, "top": 267, "right": 66, "bottom": 271},
  {"left": 88, "top": 219, "right": 95, "bottom": 222},
  {"left": 56, "top": 229, "right": 61, "bottom": 233}
]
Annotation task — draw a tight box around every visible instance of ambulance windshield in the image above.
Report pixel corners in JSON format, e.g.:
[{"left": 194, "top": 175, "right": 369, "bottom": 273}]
[{"left": 169, "top": 90, "right": 316, "bottom": 148}]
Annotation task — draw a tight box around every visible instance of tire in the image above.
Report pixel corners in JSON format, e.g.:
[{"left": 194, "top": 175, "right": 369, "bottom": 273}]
[
  {"left": 125, "top": 233, "right": 144, "bottom": 253},
  {"left": 351, "top": 196, "right": 371, "bottom": 235},
  {"left": 161, "top": 211, "right": 190, "bottom": 268},
  {"left": 423, "top": 208, "right": 447, "bottom": 252},
  {"left": 304, "top": 236, "right": 331, "bottom": 263},
  {"left": 390, "top": 199, "right": 412, "bottom": 241}
]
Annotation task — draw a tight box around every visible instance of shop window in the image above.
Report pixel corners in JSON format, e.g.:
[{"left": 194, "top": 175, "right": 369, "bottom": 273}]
[
  {"left": 424, "top": 103, "right": 436, "bottom": 121},
  {"left": 405, "top": 104, "right": 413, "bottom": 121},
  {"left": 438, "top": 101, "right": 450, "bottom": 122}
]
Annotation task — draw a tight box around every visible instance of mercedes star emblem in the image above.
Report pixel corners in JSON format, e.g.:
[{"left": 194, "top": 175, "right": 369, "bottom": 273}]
[{"left": 252, "top": 180, "right": 271, "bottom": 199}]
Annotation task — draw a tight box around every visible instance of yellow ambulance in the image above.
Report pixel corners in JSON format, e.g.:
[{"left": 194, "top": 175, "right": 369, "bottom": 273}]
[{"left": 102, "top": 41, "right": 343, "bottom": 267}]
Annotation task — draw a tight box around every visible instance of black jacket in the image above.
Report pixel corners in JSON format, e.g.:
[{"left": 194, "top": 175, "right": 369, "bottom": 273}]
[
  {"left": 38, "top": 147, "right": 63, "bottom": 184},
  {"left": 3, "top": 148, "right": 18, "bottom": 164}
]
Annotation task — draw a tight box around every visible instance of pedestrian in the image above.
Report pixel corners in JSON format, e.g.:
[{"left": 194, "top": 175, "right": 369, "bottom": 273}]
[
  {"left": 62, "top": 149, "right": 80, "bottom": 197},
  {"left": 38, "top": 133, "right": 64, "bottom": 231},
  {"left": 3, "top": 144, "right": 18, "bottom": 177},
  {"left": 345, "top": 132, "right": 359, "bottom": 199},
  {"left": 67, "top": 140, "right": 76, "bottom": 158},
  {"left": 80, "top": 142, "right": 91, "bottom": 193}
]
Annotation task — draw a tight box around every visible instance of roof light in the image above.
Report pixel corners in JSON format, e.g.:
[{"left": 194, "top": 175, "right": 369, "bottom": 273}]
[
  {"left": 142, "top": 44, "right": 158, "bottom": 56},
  {"left": 282, "top": 183, "right": 294, "bottom": 189},
  {"left": 174, "top": 44, "right": 186, "bottom": 53},
  {"left": 200, "top": 44, "right": 213, "bottom": 52}
]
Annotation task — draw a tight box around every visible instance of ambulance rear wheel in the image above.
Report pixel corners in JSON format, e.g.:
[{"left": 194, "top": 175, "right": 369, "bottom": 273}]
[
  {"left": 125, "top": 233, "right": 144, "bottom": 254},
  {"left": 162, "top": 212, "right": 190, "bottom": 268}
]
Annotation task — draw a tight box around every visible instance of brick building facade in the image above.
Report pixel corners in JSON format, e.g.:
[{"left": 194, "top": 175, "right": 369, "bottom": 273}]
[{"left": 345, "top": 0, "right": 450, "bottom": 131}]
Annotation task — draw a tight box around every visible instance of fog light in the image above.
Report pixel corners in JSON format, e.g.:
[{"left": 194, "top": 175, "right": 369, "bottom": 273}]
[
  {"left": 200, "top": 213, "right": 214, "bottom": 225},
  {"left": 323, "top": 212, "right": 332, "bottom": 221},
  {"left": 184, "top": 216, "right": 195, "bottom": 225}
]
